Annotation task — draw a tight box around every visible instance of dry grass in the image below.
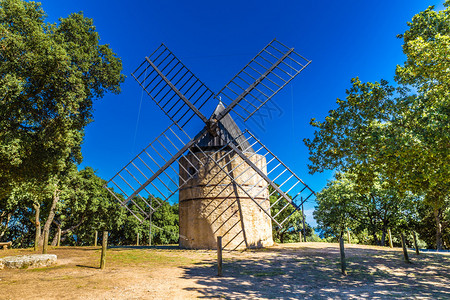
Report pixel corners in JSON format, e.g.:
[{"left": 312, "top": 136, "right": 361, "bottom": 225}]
[{"left": 0, "top": 243, "right": 449, "bottom": 299}]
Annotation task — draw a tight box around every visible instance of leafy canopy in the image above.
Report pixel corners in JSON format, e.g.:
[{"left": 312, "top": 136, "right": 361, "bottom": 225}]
[{"left": 0, "top": 0, "right": 124, "bottom": 196}]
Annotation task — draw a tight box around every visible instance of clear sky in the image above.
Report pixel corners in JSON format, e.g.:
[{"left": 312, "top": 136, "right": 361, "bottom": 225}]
[{"left": 40, "top": 0, "right": 444, "bottom": 226}]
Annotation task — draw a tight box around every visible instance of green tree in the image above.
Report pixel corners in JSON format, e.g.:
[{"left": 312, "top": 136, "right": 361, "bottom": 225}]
[
  {"left": 50, "top": 167, "right": 127, "bottom": 246},
  {"left": 394, "top": 1, "right": 450, "bottom": 250},
  {"left": 304, "top": 2, "right": 450, "bottom": 249},
  {"left": 304, "top": 78, "right": 399, "bottom": 188},
  {"left": 314, "top": 175, "right": 357, "bottom": 241},
  {"left": 315, "top": 173, "right": 420, "bottom": 246},
  {"left": 107, "top": 197, "right": 179, "bottom": 246},
  {"left": 269, "top": 186, "right": 313, "bottom": 243},
  {"left": 151, "top": 201, "right": 179, "bottom": 245},
  {"left": 0, "top": 0, "right": 124, "bottom": 246}
]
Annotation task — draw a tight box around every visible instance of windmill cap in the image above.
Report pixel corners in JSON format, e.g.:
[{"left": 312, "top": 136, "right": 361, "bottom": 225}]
[{"left": 192, "top": 102, "right": 254, "bottom": 153}]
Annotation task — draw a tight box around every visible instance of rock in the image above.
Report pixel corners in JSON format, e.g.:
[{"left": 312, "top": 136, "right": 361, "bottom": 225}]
[{"left": 0, "top": 254, "right": 57, "bottom": 269}]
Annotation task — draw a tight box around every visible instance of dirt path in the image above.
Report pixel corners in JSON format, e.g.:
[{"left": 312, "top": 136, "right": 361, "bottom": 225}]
[{"left": 1, "top": 243, "right": 449, "bottom": 299}]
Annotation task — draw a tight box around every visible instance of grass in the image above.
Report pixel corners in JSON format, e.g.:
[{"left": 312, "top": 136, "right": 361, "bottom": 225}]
[{"left": 106, "top": 248, "right": 200, "bottom": 267}]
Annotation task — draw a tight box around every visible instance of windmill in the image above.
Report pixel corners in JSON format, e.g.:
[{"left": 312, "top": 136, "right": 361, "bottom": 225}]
[{"left": 104, "top": 39, "right": 315, "bottom": 250}]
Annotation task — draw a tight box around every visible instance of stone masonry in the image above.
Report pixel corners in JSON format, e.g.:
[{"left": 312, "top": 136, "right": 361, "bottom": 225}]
[{"left": 179, "top": 150, "right": 273, "bottom": 250}]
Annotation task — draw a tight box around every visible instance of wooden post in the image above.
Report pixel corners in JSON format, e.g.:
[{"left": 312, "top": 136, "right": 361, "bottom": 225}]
[
  {"left": 413, "top": 232, "right": 420, "bottom": 255},
  {"left": 137, "top": 232, "right": 140, "bottom": 246},
  {"left": 57, "top": 227, "right": 61, "bottom": 247},
  {"left": 299, "top": 231, "right": 302, "bottom": 243},
  {"left": 217, "top": 236, "right": 223, "bottom": 277},
  {"left": 301, "top": 201, "right": 306, "bottom": 242},
  {"left": 94, "top": 231, "right": 98, "bottom": 247},
  {"left": 388, "top": 228, "right": 393, "bottom": 248},
  {"left": 339, "top": 235, "right": 347, "bottom": 275},
  {"left": 100, "top": 231, "right": 108, "bottom": 269},
  {"left": 42, "top": 230, "right": 49, "bottom": 254},
  {"left": 347, "top": 229, "right": 351, "bottom": 244},
  {"left": 400, "top": 232, "right": 410, "bottom": 263},
  {"left": 149, "top": 198, "right": 152, "bottom": 246},
  {"left": 34, "top": 204, "right": 40, "bottom": 251}
]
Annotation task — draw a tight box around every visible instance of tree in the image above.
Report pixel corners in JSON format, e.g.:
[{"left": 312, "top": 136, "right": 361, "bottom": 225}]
[
  {"left": 314, "top": 174, "right": 357, "bottom": 241},
  {"left": 304, "top": 78, "right": 399, "bottom": 188},
  {"left": 315, "top": 173, "right": 419, "bottom": 246},
  {"left": 106, "top": 198, "right": 179, "bottom": 246},
  {"left": 50, "top": 167, "right": 127, "bottom": 246},
  {"left": 304, "top": 2, "right": 450, "bottom": 249},
  {"left": 269, "top": 186, "right": 313, "bottom": 243},
  {"left": 395, "top": 1, "right": 450, "bottom": 250},
  {"left": 0, "top": 0, "right": 124, "bottom": 245}
]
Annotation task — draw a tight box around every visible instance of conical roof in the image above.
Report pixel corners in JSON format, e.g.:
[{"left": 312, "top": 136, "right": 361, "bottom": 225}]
[{"left": 193, "top": 102, "right": 254, "bottom": 153}]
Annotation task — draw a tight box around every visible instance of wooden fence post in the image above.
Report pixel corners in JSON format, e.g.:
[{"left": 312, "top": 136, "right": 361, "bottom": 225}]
[
  {"left": 57, "top": 227, "right": 61, "bottom": 247},
  {"left": 413, "top": 232, "right": 420, "bottom": 255},
  {"left": 100, "top": 231, "right": 108, "bottom": 269},
  {"left": 339, "top": 236, "right": 347, "bottom": 275},
  {"left": 94, "top": 231, "right": 98, "bottom": 247},
  {"left": 388, "top": 228, "right": 393, "bottom": 248},
  {"left": 217, "top": 236, "right": 223, "bottom": 277},
  {"left": 137, "top": 232, "right": 140, "bottom": 246},
  {"left": 401, "top": 232, "right": 410, "bottom": 263},
  {"left": 42, "top": 230, "right": 49, "bottom": 254},
  {"left": 149, "top": 198, "right": 152, "bottom": 246},
  {"left": 299, "top": 231, "right": 302, "bottom": 243},
  {"left": 301, "top": 202, "right": 306, "bottom": 242}
]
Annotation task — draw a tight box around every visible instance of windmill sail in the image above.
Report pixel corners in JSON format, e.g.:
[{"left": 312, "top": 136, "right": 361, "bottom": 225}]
[
  {"left": 215, "top": 39, "right": 311, "bottom": 122},
  {"left": 132, "top": 44, "right": 217, "bottom": 128},
  {"left": 106, "top": 39, "right": 315, "bottom": 237}
]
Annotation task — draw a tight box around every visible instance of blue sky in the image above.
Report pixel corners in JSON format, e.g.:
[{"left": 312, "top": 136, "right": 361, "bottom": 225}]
[{"left": 42, "top": 0, "right": 444, "bottom": 226}]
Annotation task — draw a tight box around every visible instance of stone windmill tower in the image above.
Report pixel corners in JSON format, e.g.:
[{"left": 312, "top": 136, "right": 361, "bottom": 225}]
[{"left": 105, "top": 39, "right": 315, "bottom": 250}]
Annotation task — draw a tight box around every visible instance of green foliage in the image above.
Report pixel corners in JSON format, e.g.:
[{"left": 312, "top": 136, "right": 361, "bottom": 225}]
[
  {"left": 269, "top": 186, "right": 313, "bottom": 243},
  {"left": 0, "top": 0, "right": 124, "bottom": 194},
  {"left": 315, "top": 173, "right": 420, "bottom": 246},
  {"left": 314, "top": 174, "right": 357, "bottom": 238},
  {"left": 305, "top": 2, "right": 450, "bottom": 249},
  {"left": 0, "top": 0, "right": 124, "bottom": 246},
  {"left": 108, "top": 199, "right": 179, "bottom": 246}
]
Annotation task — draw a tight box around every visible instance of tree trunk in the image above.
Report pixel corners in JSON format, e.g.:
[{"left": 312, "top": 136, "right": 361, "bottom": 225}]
[
  {"left": 413, "top": 231, "right": 420, "bottom": 255},
  {"left": 100, "top": 231, "right": 108, "bottom": 269},
  {"left": 51, "top": 223, "right": 61, "bottom": 246},
  {"left": 388, "top": 228, "right": 393, "bottom": 248},
  {"left": 371, "top": 231, "right": 379, "bottom": 245},
  {"left": 339, "top": 233, "right": 347, "bottom": 275},
  {"left": 381, "top": 230, "right": 386, "bottom": 247},
  {"left": 50, "top": 217, "right": 84, "bottom": 246},
  {"left": 279, "top": 231, "right": 285, "bottom": 244},
  {"left": 302, "top": 203, "right": 306, "bottom": 242},
  {"left": 43, "top": 230, "right": 49, "bottom": 254},
  {"left": 0, "top": 212, "right": 11, "bottom": 239},
  {"left": 433, "top": 208, "right": 443, "bottom": 250},
  {"left": 57, "top": 227, "right": 61, "bottom": 247},
  {"left": 33, "top": 202, "right": 41, "bottom": 251},
  {"left": 39, "top": 187, "right": 60, "bottom": 246},
  {"left": 400, "top": 232, "right": 410, "bottom": 263}
]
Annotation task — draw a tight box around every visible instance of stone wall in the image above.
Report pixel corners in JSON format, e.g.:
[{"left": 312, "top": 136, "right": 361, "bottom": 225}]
[{"left": 179, "top": 150, "right": 273, "bottom": 250}]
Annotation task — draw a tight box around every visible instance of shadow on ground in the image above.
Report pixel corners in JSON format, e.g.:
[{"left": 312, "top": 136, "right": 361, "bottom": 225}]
[{"left": 181, "top": 244, "right": 450, "bottom": 299}]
